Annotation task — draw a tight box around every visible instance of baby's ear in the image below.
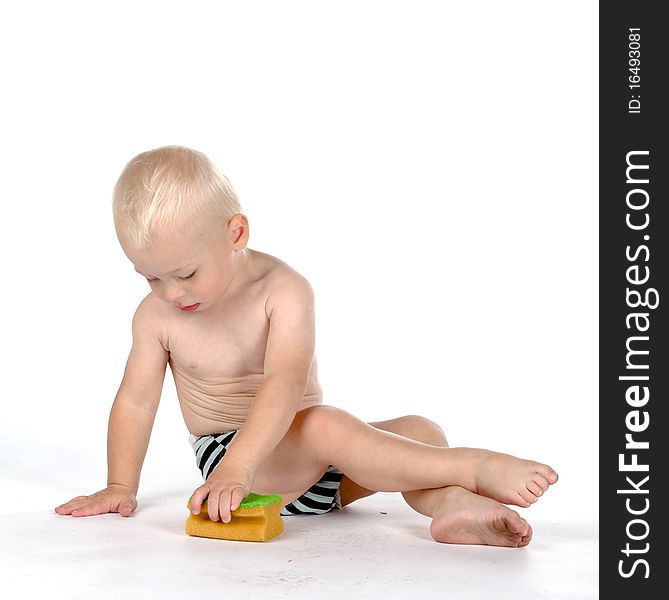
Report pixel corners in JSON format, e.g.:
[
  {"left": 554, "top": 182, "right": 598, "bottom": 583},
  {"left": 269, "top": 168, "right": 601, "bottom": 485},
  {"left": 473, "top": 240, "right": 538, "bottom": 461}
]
[{"left": 228, "top": 213, "right": 250, "bottom": 249}]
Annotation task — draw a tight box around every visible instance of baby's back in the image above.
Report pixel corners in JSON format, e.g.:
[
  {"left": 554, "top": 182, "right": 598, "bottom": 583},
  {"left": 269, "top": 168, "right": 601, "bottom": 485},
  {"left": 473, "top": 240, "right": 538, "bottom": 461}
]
[{"left": 146, "top": 250, "right": 322, "bottom": 435}]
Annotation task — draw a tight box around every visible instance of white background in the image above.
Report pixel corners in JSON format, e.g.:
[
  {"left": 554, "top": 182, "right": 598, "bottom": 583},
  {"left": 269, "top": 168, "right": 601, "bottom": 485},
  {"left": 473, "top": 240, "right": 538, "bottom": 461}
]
[{"left": 1, "top": 0, "right": 597, "bottom": 526}]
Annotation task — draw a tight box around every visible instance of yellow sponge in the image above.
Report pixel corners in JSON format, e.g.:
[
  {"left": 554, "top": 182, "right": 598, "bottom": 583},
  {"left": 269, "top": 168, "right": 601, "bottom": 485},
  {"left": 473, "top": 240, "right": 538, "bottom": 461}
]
[{"left": 185, "top": 493, "right": 284, "bottom": 542}]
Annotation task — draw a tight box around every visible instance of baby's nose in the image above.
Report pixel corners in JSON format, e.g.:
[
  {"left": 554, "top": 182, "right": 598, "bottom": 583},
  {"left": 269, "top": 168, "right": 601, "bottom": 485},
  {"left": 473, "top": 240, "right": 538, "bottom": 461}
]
[{"left": 163, "top": 282, "right": 184, "bottom": 302}]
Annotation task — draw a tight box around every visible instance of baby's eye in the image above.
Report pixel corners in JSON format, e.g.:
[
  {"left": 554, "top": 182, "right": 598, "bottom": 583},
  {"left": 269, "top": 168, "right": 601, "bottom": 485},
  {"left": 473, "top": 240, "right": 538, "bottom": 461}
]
[
  {"left": 146, "top": 277, "right": 158, "bottom": 283},
  {"left": 180, "top": 271, "right": 197, "bottom": 281}
]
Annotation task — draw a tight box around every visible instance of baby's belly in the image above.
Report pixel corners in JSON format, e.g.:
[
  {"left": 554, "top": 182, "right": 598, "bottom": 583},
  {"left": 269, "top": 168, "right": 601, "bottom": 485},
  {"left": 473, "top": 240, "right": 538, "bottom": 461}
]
[{"left": 172, "top": 367, "right": 322, "bottom": 436}]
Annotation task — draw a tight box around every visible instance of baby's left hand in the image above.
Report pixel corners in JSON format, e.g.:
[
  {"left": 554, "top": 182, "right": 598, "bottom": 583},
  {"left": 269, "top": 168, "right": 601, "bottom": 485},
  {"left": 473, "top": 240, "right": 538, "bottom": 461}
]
[{"left": 190, "top": 459, "right": 256, "bottom": 523}]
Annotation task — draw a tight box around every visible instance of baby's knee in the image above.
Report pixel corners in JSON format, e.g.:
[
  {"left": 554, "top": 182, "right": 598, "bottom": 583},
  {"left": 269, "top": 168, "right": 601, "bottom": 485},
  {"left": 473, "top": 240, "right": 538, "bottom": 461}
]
[
  {"left": 293, "top": 405, "right": 351, "bottom": 448},
  {"left": 399, "top": 414, "right": 448, "bottom": 446}
]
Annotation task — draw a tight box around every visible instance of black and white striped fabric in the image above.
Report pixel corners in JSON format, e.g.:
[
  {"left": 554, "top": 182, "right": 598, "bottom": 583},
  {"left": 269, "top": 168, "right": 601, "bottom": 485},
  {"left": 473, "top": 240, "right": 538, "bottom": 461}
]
[{"left": 189, "top": 431, "right": 344, "bottom": 516}]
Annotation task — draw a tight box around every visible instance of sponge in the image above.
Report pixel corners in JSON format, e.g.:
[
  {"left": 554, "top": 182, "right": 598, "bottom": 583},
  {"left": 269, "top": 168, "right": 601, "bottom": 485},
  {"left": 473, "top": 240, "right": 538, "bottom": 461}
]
[{"left": 185, "top": 493, "right": 284, "bottom": 542}]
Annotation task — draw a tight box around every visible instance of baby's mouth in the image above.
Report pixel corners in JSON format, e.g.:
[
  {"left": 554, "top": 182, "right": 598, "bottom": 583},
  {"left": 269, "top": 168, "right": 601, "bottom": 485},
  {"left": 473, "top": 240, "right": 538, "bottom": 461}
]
[{"left": 177, "top": 303, "right": 200, "bottom": 312}]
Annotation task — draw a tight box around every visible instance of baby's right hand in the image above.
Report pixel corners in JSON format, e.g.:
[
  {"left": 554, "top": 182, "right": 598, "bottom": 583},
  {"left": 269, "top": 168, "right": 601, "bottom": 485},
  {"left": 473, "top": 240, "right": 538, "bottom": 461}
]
[{"left": 55, "top": 484, "right": 138, "bottom": 518}]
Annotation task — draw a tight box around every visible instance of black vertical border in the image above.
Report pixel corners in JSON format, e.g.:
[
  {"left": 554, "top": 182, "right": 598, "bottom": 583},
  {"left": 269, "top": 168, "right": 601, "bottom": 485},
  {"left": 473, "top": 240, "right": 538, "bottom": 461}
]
[{"left": 600, "top": 2, "right": 668, "bottom": 596}]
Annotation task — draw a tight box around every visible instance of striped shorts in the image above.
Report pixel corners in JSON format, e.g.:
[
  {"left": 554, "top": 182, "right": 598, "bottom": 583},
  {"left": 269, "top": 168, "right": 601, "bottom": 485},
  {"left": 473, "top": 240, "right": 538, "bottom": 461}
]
[{"left": 189, "top": 431, "right": 344, "bottom": 516}]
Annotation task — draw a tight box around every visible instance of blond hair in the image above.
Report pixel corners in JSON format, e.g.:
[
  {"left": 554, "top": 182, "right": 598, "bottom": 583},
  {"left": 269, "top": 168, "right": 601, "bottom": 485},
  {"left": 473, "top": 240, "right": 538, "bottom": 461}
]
[{"left": 112, "top": 145, "right": 241, "bottom": 248}]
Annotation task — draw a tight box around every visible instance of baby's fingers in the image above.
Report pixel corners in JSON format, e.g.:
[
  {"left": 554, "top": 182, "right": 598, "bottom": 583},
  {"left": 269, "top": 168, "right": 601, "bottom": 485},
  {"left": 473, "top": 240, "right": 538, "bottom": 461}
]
[
  {"left": 73, "top": 496, "right": 118, "bottom": 517},
  {"left": 220, "top": 486, "right": 248, "bottom": 523},
  {"left": 55, "top": 496, "right": 87, "bottom": 513},
  {"left": 55, "top": 487, "right": 136, "bottom": 518},
  {"left": 55, "top": 499, "right": 85, "bottom": 514},
  {"left": 70, "top": 503, "right": 103, "bottom": 517},
  {"left": 230, "top": 487, "right": 247, "bottom": 513},
  {"left": 218, "top": 489, "right": 233, "bottom": 523},
  {"left": 189, "top": 484, "right": 211, "bottom": 516},
  {"left": 55, "top": 500, "right": 99, "bottom": 517}
]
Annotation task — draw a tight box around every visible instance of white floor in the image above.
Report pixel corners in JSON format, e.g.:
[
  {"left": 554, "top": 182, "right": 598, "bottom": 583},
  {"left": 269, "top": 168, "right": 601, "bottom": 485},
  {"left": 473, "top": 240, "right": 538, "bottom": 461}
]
[{"left": 1, "top": 436, "right": 597, "bottom": 600}]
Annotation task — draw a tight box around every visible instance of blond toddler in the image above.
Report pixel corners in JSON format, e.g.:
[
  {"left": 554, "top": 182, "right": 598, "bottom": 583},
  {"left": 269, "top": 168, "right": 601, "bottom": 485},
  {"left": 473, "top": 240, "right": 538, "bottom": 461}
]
[{"left": 55, "top": 145, "right": 558, "bottom": 547}]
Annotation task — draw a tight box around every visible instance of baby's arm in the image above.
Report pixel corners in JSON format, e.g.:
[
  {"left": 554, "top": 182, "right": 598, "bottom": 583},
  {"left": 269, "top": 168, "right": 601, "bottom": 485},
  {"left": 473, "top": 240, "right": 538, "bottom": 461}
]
[
  {"left": 190, "top": 275, "right": 316, "bottom": 522},
  {"left": 55, "top": 298, "right": 168, "bottom": 517}
]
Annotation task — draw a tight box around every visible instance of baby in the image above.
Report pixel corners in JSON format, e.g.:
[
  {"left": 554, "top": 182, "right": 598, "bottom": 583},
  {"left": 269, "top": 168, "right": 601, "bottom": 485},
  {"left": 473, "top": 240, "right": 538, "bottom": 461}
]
[{"left": 55, "top": 145, "right": 558, "bottom": 547}]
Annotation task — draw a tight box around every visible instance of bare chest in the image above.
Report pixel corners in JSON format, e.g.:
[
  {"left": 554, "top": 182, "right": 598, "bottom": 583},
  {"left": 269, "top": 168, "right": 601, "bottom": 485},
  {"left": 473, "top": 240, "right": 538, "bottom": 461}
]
[{"left": 165, "top": 296, "right": 270, "bottom": 377}]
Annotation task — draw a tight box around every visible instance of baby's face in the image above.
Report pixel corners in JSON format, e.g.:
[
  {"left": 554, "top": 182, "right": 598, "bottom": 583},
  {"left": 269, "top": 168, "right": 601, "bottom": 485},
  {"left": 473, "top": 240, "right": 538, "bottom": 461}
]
[{"left": 117, "top": 216, "right": 248, "bottom": 313}]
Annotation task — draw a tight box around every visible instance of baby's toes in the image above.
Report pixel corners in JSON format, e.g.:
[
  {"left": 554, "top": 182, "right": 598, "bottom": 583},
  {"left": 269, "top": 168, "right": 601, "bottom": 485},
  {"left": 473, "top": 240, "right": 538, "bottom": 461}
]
[
  {"left": 518, "top": 523, "right": 533, "bottom": 547},
  {"left": 517, "top": 488, "right": 535, "bottom": 506},
  {"left": 538, "top": 464, "right": 558, "bottom": 484},
  {"left": 526, "top": 481, "right": 544, "bottom": 498},
  {"left": 505, "top": 513, "right": 529, "bottom": 536},
  {"left": 533, "top": 473, "right": 551, "bottom": 492}
]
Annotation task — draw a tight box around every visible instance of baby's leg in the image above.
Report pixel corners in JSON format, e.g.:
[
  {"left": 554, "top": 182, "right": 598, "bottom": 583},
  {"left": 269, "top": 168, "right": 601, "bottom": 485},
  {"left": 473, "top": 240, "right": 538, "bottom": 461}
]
[
  {"left": 302, "top": 406, "right": 557, "bottom": 508},
  {"left": 358, "top": 416, "right": 532, "bottom": 546},
  {"left": 338, "top": 415, "right": 449, "bottom": 509}
]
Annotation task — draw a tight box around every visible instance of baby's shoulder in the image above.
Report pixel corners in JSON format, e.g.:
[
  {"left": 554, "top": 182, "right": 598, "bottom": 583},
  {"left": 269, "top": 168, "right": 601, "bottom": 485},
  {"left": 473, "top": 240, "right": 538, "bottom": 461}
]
[
  {"left": 250, "top": 250, "right": 314, "bottom": 313},
  {"left": 251, "top": 250, "right": 312, "bottom": 288},
  {"left": 133, "top": 290, "right": 167, "bottom": 319},
  {"left": 130, "top": 292, "right": 171, "bottom": 347}
]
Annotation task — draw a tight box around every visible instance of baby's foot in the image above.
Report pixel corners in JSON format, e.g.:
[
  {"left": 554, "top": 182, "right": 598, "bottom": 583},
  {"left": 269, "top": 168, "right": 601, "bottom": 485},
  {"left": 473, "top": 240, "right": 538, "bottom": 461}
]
[
  {"left": 430, "top": 486, "right": 532, "bottom": 547},
  {"left": 469, "top": 450, "right": 558, "bottom": 508}
]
